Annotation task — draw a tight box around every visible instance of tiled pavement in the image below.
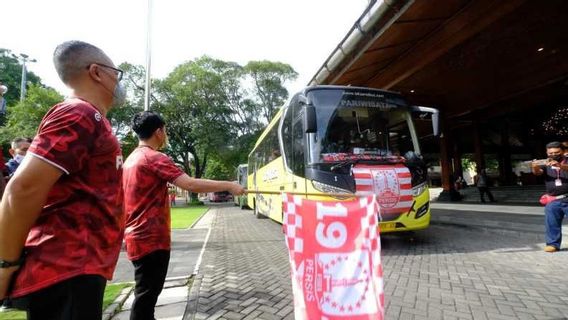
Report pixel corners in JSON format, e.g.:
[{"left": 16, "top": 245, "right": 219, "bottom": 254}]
[
  {"left": 184, "top": 204, "right": 568, "bottom": 320},
  {"left": 184, "top": 206, "right": 293, "bottom": 320}
]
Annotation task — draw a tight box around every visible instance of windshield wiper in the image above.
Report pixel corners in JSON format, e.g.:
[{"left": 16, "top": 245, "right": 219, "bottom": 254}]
[{"left": 330, "top": 159, "right": 360, "bottom": 172}]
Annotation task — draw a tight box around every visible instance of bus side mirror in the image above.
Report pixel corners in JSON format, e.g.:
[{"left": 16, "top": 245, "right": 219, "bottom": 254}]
[
  {"left": 304, "top": 105, "right": 317, "bottom": 133},
  {"left": 411, "top": 106, "right": 440, "bottom": 137}
]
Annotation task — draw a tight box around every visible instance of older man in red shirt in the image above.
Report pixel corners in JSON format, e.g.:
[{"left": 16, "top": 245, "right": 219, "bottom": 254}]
[{"left": 0, "top": 40, "right": 126, "bottom": 320}]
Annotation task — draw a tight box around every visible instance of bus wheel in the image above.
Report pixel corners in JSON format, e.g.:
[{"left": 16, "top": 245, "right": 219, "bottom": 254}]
[{"left": 254, "top": 202, "right": 264, "bottom": 219}]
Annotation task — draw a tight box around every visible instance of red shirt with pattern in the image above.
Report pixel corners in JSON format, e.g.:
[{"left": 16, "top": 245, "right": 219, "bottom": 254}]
[
  {"left": 122, "top": 146, "right": 184, "bottom": 261},
  {"left": 0, "top": 152, "right": 5, "bottom": 171},
  {"left": 10, "top": 98, "right": 124, "bottom": 298}
]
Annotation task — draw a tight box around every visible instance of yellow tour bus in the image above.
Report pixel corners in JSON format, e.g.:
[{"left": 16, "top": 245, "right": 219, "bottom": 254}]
[{"left": 247, "top": 85, "right": 439, "bottom": 233}]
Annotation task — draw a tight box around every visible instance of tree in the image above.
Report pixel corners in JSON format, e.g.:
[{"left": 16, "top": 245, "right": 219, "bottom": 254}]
[
  {"left": 155, "top": 56, "right": 243, "bottom": 179},
  {"left": 0, "top": 49, "right": 42, "bottom": 109},
  {"left": 99, "top": 58, "right": 297, "bottom": 190},
  {"left": 244, "top": 60, "right": 298, "bottom": 123},
  {"left": 203, "top": 157, "right": 233, "bottom": 181},
  {"left": 0, "top": 84, "right": 63, "bottom": 144}
]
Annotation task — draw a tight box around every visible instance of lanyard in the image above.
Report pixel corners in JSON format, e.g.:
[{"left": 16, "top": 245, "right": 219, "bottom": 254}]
[{"left": 552, "top": 159, "right": 566, "bottom": 180}]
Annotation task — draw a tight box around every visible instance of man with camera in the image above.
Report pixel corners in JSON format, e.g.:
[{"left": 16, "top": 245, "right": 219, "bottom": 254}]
[{"left": 532, "top": 141, "right": 568, "bottom": 253}]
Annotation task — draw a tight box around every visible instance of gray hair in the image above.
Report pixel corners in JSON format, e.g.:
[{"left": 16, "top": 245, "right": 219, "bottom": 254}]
[
  {"left": 53, "top": 41, "right": 111, "bottom": 84},
  {"left": 11, "top": 137, "right": 32, "bottom": 150}
]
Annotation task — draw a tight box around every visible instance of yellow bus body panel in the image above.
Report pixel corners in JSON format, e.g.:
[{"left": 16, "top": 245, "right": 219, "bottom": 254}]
[{"left": 249, "top": 171, "right": 430, "bottom": 233}]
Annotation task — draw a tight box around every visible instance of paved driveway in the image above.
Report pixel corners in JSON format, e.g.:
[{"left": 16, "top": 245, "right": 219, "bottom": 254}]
[{"left": 180, "top": 204, "right": 568, "bottom": 319}]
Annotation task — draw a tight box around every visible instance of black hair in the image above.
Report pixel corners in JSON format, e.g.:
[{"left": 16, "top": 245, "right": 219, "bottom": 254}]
[
  {"left": 546, "top": 141, "right": 563, "bottom": 149},
  {"left": 131, "top": 111, "right": 166, "bottom": 140}
]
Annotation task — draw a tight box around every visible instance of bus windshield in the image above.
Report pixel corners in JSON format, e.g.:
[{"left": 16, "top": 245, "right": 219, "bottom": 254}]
[{"left": 307, "top": 89, "right": 419, "bottom": 166}]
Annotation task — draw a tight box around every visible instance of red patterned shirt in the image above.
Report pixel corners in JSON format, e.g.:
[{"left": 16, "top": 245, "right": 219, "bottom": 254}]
[
  {"left": 0, "top": 152, "right": 5, "bottom": 171},
  {"left": 11, "top": 98, "right": 124, "bottom": 298},
  {"left": 122, "top": 146, "right": 184, "bottom": 261}
]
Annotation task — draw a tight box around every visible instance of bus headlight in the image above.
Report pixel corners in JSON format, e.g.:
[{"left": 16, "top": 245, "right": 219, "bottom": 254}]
[
  {"left": 412, "top": 183, "right": 427, "bottom": 197},
  {"left": 312, "top": 181, "right": 353, "bottom": 196}
]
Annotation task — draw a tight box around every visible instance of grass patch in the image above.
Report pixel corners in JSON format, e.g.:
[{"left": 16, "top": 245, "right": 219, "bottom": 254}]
[
  {"left": 171, "top": 206, "right": 209, "bottom": 229},
  {"left": 0, "top": 283, "right": 131, "bottom": 320},
  {"left": 103, "top": 283, "right": 131, "bottom": 310},
  {"left": 0, "top": 309, "right": 26, "bottom": 320}
]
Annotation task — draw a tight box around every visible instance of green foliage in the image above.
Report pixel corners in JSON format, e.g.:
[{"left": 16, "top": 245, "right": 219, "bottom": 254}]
[
  {"left": 244, "top": 60, "right": 298, "bottom": 122},
  {"left": 155, "top": 56, "right": 245, "bottom": 178},
  {"left": 0, "top": 48, "right": 42, "bottom": 107},
  {"left": 0, "top": 49, "right": 296, "bottom": 184},
  {"left": 0, "top": 84, "right": 63, "bottom": 144},
  {"left": 204, "top": 157, "right": 233, "bottom": 180},
  {"left": 461, "top": 155, "right": 476, "bottom": 170}
]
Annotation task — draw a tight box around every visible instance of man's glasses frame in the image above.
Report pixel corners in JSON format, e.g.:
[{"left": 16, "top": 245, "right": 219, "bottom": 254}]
[{"left": 87, "top": 63, "right": 124, "bottom": 82}]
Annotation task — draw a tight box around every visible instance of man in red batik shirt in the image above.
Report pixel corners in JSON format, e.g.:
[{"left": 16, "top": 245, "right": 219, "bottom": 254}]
[
  {"left": 0, "top": 40, "right": 127, "bottom": 320},
  {"left": 123, "top": 111, "right": 245, "bottom": 320}
]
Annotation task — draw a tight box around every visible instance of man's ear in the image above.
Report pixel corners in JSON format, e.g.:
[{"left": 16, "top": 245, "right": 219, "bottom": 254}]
[
  {"left": 87, "top": 64, "right": 103, "bottom": 82},
  {"left": 8, "top": 149, "right": 15, "bottom": 157},
  {"left": 153, "top": 127, "right": 162, "bottom": 139}
]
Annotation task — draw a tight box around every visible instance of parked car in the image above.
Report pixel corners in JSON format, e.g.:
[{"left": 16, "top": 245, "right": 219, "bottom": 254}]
[{"left": 209, "top": 191, "right": 231, "bottom": 202}]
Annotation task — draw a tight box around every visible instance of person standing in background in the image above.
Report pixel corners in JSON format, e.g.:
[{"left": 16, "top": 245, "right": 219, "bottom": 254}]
[
  {"left": 531, "top": 141, "right": 568, "bottom": 253},
  {"left": 0, "top": 85, "right": 8, "bottom": 127},
  {"left": 474, "top": 168, "right": 495, "bottom": 203},
  {"left": 5, "top": 138, "right": 32, "bottom": 178}
]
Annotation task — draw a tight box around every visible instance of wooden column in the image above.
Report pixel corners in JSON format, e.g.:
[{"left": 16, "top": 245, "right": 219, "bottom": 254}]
[
  {"left": 473, "top": 116, "right": 485, "bottom": 171},
  {"left": 499, "top": 120, "right": 513, "bottom": 185},
  {"left": 437, "top": 122, "right": 461, "bottom": 201},
  {"left": 452, "top": 137, "right": 463, "bottom": 178}
]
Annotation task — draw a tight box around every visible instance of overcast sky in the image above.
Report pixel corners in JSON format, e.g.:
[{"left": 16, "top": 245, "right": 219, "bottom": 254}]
[{"left": 1, "top": 0, "right": 368, "bottom": 96}]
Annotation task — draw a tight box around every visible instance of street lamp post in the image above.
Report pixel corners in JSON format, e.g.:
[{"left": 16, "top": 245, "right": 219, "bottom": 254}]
[{"left": 19, "top": 53, "right": 37, "bottom": 102}]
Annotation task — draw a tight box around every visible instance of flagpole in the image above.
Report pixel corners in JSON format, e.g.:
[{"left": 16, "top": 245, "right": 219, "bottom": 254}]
[
  {"left": 144, "top": 0, "right": 153, "bottom": 111},
  {"left": 246, "top": 190, "right": 360, "bottom": 198}
]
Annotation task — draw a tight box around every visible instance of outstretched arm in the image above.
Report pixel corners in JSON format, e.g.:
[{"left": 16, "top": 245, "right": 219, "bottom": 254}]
[
  {"left": 173, "top": 174, "right": 245, "bottom": 195},
  {"left": 531, "top": 161, "right": 544, "bottom": 176}
]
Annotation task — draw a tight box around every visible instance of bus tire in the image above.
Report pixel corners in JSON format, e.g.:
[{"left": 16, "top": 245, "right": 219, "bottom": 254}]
[{"left": 254, "top": 201, "right": 264, "bottom": 219}]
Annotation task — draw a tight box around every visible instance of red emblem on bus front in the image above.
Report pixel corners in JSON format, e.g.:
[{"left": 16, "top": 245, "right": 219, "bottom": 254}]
[{"left": 372, "top": 169, "right": 400, "bottom": 208}]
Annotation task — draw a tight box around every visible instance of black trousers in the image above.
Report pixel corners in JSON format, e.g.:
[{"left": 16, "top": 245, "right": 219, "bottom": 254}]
[
  {"left": 130, "top": 250, "right": 170, "bottom": 320},
  {"left": 12, "top": 274, "right": 106, "bottom": 320},
  {"left": 478, "top": 187, "right": 495, "bottom": 202}
]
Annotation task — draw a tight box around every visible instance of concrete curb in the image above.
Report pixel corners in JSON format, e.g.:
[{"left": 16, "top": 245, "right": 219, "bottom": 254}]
[
  {"left": 182, "top": 274, "right": 203, "bottom": 320},
  {"left": 431, "top": 218, "right": 568, "bottom": 241},
  {"left": 188, "top": 207, "right": 210, "bottom": 230},
  {"left": 102, "top": 285, "right": 134, "bottom": 320}
]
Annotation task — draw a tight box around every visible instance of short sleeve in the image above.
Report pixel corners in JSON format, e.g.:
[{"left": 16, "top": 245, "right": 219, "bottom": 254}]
[
  {"left": 28, "top": 102, "right": 98, "bottom": 174},
  {"left": 147, "top": 152, "right": 185, "bottom": 183}
]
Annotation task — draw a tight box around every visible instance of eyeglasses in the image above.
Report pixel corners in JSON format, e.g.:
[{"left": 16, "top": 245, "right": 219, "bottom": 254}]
[{"left": 87, "top": 63, "right": 124, "bottom": 82}]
